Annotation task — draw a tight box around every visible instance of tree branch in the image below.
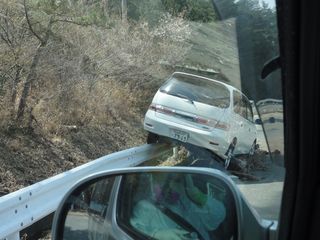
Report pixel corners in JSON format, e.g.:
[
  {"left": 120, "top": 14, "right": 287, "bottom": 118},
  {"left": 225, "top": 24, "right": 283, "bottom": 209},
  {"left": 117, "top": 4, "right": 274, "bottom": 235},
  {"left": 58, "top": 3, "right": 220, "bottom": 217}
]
[
  {"left": 0, "top": 64, "right": 18, "bottom": 81},
  {"left": 52, "top": 18, "right": 92, "bottom": 27},
  {"left": 0, "top": 31, "right": 10, "bottom": 46},
  {"left": 2, "top": 9, "right": 14, "bottom": 45},
  {"left": 0, "top": 21, "right": 13, "bottom": 46},
  {"left": 3, "top": 8, "right": 15, "bottom": 45},
  {"left": 23, "top": 0, "right": 44, "bottom": 43},
  {"left": 4, "top": 9, "right": 17, "bottom": 46}
]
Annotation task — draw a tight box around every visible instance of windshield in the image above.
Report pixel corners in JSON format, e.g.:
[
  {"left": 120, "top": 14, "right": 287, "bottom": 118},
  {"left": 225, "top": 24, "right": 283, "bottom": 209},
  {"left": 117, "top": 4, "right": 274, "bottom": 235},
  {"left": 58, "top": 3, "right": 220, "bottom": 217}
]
[
  {"left": 160, "top": 74, "right": 230, "bottom": 108},
  {"left": 0, "top": 0, "right": 284, "bottom": 238}
]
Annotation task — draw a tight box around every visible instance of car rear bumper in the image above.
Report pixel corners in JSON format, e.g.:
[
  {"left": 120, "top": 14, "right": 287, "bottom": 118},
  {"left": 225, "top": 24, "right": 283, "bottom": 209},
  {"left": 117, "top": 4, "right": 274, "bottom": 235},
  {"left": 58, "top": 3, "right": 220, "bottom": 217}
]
[{"left": 144, "top": 110, "right": 230, "bottom": 158}]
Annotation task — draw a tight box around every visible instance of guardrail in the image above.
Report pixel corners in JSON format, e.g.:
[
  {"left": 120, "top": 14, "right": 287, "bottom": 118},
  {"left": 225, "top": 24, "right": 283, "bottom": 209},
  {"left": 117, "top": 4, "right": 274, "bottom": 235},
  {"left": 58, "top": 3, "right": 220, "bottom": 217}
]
[
  {"left": 0, "top": 144, "right": 170, "bottom": 240},
  {"left": 256, "top": 98, "right": 283, "bottom": 107}
]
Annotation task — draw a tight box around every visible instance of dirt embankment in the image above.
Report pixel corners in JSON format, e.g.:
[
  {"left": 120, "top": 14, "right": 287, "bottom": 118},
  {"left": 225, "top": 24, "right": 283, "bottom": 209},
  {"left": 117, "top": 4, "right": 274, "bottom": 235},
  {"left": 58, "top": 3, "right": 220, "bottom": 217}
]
[{"left": 0, "top": 122, "right": 146, "bottom": 197}]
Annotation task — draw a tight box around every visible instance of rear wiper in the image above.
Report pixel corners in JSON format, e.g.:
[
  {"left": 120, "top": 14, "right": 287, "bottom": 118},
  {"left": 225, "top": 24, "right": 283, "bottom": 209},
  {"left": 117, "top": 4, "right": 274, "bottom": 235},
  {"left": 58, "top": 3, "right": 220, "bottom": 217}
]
[
  {"left": 176, "top": 93, "right": 194, "bottom": 104},
  {"left": 161, "top": 90, "right": 194, "bottom": 104}
]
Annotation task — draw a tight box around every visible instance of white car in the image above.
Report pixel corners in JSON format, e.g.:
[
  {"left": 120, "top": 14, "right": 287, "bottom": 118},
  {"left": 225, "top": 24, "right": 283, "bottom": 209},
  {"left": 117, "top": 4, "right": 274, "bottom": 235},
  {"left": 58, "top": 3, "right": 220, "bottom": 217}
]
[{"left": 144, "top": 72, "right": 257, "bottom": 167}]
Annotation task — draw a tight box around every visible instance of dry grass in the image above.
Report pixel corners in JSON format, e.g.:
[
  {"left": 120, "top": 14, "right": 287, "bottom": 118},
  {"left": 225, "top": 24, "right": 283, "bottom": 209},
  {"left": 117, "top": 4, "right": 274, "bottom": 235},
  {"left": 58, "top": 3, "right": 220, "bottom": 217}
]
[
  {"left": 159, "top": 146, "right": 189, "bottom": 166},
  {"left": 0, "top": 9, "right": 192, "bottom": 199},
  {"left": 0, "top": 164, "right": 24, "bottom": 195},
  {"left": 12, "top": 16, "right": 191, "bottom": 136}
]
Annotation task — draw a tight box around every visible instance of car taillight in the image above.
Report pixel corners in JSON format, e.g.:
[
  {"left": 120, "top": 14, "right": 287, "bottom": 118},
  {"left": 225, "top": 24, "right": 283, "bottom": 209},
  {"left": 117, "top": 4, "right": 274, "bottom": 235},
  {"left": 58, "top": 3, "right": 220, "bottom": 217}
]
[
  {"left": 149, "top": 104, "right": 175, "bottom": 115},
  {"left": 216, "top": 121, "right": 230, "bottom": 131},
  {"left": 195, "top": 116, "right": 217, "bottom": 127},
  {"left": 148, "top": 104, "right": 229, "bottom": 130},
  {"left": 195, "top": 116, "right": 229, "bottom": 130},
  {"left": 195, "top": 117, "right": 210, "bottom": 125},
  {"left": 149, "top": 103, "right": 157, "bottom": 111}
]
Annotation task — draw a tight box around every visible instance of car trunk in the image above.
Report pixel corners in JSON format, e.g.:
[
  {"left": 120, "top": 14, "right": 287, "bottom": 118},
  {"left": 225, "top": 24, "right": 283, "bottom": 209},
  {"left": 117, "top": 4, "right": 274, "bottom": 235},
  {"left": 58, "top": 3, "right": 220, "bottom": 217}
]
[{"left": 154, "top": 92, "right": 228, "bottom": 131}]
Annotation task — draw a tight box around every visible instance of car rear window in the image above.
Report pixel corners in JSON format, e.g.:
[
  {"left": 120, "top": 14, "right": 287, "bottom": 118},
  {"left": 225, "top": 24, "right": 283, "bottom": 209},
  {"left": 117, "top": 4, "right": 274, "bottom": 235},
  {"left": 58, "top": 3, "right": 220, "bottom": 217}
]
[{"left": 160, "top": 75, "right": 230, "bottom": 108}]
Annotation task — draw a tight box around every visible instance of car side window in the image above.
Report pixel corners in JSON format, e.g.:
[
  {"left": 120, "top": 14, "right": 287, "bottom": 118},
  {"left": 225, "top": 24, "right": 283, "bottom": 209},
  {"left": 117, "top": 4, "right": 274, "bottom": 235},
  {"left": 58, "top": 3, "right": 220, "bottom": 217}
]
[
  {"left": 243, "top": 97, "right": 254, "bottom": 122},
  {"left": 233, "top": 91, "right": 246, "bottom": 119},
  {"left": 233, "top": 91, "right": 253, "bottom": 122}
]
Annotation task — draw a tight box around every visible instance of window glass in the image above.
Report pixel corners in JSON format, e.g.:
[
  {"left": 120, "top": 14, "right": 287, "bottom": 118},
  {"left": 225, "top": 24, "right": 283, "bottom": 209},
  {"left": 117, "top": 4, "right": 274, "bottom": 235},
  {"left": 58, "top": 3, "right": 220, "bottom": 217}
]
[
  {"left": 233, "top": 91, "right": 246, "bottom": 119},
  {"left": 117, "top": 172, "right": 237, "bottom": 240},
  {"left": 160, "top": 74, "right": 230, "bottom": 108},
  {"left": 89, "top": 178, "right": 115, "bottom": 217},
  {"left": 248, "top": 104, "right": 253, "bottom": 122},
  {"left": 243, "top": 96, "right": 253, "bottom": 122},
  {"left": 63, "top": 177, "right": 116, "bottom": 240},
  {"left": 233, "top": 91, "right": 254, "bottom": 122}
]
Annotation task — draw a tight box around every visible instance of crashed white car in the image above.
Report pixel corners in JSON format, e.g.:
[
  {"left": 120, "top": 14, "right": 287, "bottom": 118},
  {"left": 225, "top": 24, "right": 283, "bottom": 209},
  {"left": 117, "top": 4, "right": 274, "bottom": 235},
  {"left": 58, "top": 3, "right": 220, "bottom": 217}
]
[{"left": 144, "top": 72, "right": 257, "bottom": 167}]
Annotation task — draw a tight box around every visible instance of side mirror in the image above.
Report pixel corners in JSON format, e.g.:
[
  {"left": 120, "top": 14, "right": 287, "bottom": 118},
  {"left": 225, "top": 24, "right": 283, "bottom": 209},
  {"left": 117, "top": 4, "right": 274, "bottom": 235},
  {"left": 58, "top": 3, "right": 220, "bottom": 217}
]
[{"left": 52, "top": 167, "right": 274, "bottom": 240}]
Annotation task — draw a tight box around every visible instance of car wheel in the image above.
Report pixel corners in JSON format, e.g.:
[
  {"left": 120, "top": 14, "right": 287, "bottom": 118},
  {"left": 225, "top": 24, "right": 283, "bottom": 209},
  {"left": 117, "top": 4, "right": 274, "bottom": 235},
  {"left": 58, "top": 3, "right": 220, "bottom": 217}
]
[
  {"left": 225, "top": 138, "right": 237, "bottom": 169},
  {"left": 248, "top": 139, "right": 257, "bottom": 156},
  {"left": 147, "top": 132, "right": 159, "bottom": 144}
]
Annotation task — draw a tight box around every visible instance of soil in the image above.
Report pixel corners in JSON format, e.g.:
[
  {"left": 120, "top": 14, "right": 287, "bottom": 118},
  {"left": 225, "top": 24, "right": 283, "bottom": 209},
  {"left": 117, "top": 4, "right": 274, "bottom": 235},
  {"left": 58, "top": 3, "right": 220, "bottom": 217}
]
[{"left": 0, "top": 122, "right": 146, "bottom": 197}]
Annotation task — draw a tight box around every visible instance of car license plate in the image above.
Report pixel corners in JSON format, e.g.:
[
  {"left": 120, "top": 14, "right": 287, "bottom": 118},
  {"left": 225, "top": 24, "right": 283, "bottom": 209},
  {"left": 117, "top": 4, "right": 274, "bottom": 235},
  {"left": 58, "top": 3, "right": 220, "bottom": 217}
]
[{"left": 170, "top": 129, "right": 189, "bottom": 142}]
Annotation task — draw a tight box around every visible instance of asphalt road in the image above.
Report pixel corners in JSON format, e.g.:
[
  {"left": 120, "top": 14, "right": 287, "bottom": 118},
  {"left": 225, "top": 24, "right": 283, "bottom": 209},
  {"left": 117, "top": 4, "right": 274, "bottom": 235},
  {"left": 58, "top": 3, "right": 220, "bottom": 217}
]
[
  {"left": 237, "top": 181, "right": 283, "bottom": 220},
  {"left": 238, "top": 109, "right": 285, "bottom": 221},
  {"left": 235, "top": 162, "right": 285, "bottom": 220}
]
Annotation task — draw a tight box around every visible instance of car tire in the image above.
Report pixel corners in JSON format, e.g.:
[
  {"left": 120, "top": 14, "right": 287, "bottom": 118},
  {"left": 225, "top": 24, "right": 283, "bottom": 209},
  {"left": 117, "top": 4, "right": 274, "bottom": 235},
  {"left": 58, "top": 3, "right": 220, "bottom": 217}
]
[
  {"left": 147, "top": 132, "right": 159, "bottom": 144},
  {"left": 225, "top": 138, "right": 237, "bottom": 169},
  {"left": 248, "top": 139, "right": 257, "bottom": 156}
]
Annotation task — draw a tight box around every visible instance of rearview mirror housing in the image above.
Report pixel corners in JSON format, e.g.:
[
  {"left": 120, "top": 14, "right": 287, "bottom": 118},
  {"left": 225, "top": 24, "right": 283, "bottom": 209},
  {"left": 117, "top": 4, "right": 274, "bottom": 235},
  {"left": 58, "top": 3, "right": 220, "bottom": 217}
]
[{"left": 51, "top": 167, "right": 274, "bottom": 240}]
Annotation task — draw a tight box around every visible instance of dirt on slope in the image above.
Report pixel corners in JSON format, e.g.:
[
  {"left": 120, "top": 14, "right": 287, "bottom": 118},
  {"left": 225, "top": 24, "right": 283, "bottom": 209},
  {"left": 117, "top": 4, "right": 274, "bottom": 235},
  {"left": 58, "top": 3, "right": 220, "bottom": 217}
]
[{"left": 0, "top": 122, "right": 146, "bottom": 197}]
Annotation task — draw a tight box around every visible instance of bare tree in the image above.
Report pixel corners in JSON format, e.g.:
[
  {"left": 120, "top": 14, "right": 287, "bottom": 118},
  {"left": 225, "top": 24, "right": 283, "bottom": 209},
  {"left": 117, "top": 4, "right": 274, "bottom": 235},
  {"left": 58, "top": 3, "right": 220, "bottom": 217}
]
[
  {"left": 16, "top": 0, "right": 92, "bottom": 122},
  {"left": 16, "top": 0, "right": 54, "bottom": 121},
  {"left": 121, "top": 0, "right": 127, "bottom": 23},
  {"left": 0, "top": 2, "right": 29, "bottom": 111},
  {"left": 101, "top": 0, "right": 109, "bottom": 16}
]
